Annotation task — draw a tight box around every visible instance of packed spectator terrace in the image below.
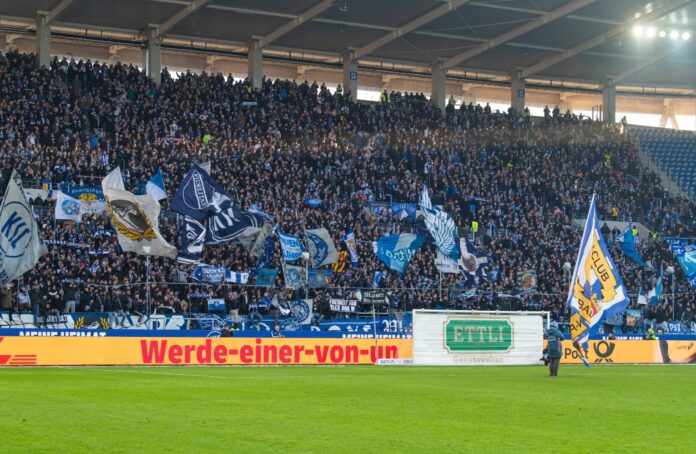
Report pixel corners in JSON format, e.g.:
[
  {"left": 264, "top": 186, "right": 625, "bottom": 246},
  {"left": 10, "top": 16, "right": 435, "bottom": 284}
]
[{"left": 1, "top": 50, "right": 694, "bottom": 332}]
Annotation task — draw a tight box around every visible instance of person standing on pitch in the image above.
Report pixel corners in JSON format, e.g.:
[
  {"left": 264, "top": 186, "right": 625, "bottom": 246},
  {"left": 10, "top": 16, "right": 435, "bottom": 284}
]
[{"left": 546, "top": 321, "right": 564, "bottom": 377}]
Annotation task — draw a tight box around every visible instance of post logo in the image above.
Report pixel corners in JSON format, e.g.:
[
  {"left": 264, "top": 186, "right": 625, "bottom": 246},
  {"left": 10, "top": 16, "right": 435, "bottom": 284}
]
[
  {"left": 592, "top": 340, "right": 615, "bottom": 363},
  {"left": 444, "top": 319, "right": 513, "bottom": 352}
]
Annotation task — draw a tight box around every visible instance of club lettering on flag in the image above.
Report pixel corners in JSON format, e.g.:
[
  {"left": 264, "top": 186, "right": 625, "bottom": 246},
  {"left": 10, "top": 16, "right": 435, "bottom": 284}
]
[{"left": 567, "top": 195, "right": 630, "bottom": 361}]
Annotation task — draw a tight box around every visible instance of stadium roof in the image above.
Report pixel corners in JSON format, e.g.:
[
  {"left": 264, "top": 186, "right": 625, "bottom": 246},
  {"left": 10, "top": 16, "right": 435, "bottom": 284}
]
[{"left": 1, "top": 0, "right": 695, "bottom": 89}]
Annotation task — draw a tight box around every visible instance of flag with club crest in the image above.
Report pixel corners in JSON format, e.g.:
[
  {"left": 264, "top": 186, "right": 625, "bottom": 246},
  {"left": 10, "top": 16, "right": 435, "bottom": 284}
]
[
  {"left": 567, "top": 195, "right": 630, "bottom": 362},
  {"left": 102, "top": 167, "right": 177, "bottom": 259},
  {"left": 305, "top": 228, "right": 339, "bottom": 268}
]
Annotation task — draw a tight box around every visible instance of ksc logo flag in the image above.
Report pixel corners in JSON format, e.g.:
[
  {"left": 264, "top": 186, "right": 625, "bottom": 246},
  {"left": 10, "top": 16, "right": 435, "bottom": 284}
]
[
  {"left": 0, "top": 170, "right": 48, "bottom": 285},
  {"left": 305, "top": 228, "right": 339, "bottom": 267},
  {"left": 54, "top": 191, "right": 82, "bottom": 223},
  {"left": 375, "top": 233, "right": 427, "bottom": 274},
  {"left": 567, "top": 195, "right": 630, "bottom": 354},
  {"left": 278, "top": 231, "right": 303, "bottom": 262},
  {"left": 170, "top": 164, "right": 231, "bottom": 223},
  {"left": 102, "top": 168, "right": 177, "bottom": 259}
]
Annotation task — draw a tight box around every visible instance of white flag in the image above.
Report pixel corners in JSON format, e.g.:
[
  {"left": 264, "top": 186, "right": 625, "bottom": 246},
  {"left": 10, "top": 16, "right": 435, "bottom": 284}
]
[
  {"left": 0, "top": 171, "right": 48, "bottom": 284},
  {"left": 102, "top": 168, "right": 177, "bottom": 259},
  {"left": 54, "top": 191, "right": 82, "bottom": 223},
  {"left": 305, "top": 228, "right": 339, "bottom": 267}
]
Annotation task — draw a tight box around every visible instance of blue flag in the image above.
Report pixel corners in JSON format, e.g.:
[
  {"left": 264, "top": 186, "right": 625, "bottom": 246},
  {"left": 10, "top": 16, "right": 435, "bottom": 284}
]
[
  {"left": 667, "top": 240, "right": 696, "bottom": 288},
  {"left": 308, "top": 269, "right": 333, "bottom": 288},
  {"left": 146, "top": 170, "right": 167, "bottom": 201},
  {"left": 178, "top": 216, "right": 206, "bottom": 264},
  {"left": 191, "top": 265, "right": 226, "bottom": 284},
  {"left": 256, "top": 268, "right": 279, "bottom": 287},
  {"left": 170, "top": 164, "right": 231, "bottom": 223},
  {"left": 206, "top": 206, "right": 266, "bottom": 245},
  {"left": 305, "top": 197, "right": 322, "bottom": 208},
  {"left": 278, "top": 231, "right": 304, "bottom": 262},
  {"left": 620, "top": 223, "right": 648, "bottom": 268},
  {"left": 647, "top": 270, "right": 662, "bottom": 305},
  {"left": 375, "top": 233, "right": 427, "bottom": 274}
]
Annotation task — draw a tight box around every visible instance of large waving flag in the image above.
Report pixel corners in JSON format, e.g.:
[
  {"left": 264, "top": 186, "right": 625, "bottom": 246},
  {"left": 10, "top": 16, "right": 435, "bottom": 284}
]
[
  {"left": 375, "top": 233, "right": 426, "bottom": 274},
  {"left": 205, "top": 205, "right": 265, "bottom": 245},
  {"left": 305, "top": 228, "right": 339, "bottom": 267},
  {"left": 146, "top": 170, "right": 167, "bottom": 201},
  {"left": 278, "top": 231, "right": 304, "bottom": 262},
  {"left": 102, "top": 168, "right": 177, "bottom": 259},
  {"left": 0, "top": 170, "right": 48, "bottom": 285},
  {"left": 170, "top": 163, "right": 231, "bottom": 223},
  {"left": 421, "top": 206, "right": 460, "bottom": 261},
  {"left": 567, "top": 195, "right": 630, "bottom": 359}
]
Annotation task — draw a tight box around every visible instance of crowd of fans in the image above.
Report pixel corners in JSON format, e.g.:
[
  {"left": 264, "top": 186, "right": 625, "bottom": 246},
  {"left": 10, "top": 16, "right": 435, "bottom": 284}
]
[{"left": 0, "top": 50, "right": 694, "bottom": 332}]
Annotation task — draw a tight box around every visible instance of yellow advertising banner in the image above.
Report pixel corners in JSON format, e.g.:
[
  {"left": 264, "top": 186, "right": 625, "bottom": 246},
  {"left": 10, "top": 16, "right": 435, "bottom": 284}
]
[
  {"left": 0, "top": 336, "right": 413, "bottom": 366},
  {"left": 2, "top": 336, "right": 694, "bottom": 366},
  {"left": 559, "top": 340, "right": 696, "bottom": 364}
]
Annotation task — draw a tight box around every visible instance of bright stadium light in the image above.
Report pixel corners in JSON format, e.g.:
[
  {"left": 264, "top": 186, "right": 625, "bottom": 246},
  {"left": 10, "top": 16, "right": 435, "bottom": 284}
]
[
  {"left": 683, "top": 31, "right": 691, "bottom": 40},
  {"left": 658, "top": 30, "right": 667, "bottom": 38},
  {"left": 646, "top": 27, "right": 657, "bottom": 37},
  {"left": 633, "top": 25, "right": 644, "bottom": 37},
  {"left": 670, "top": 30, "right": 679, "bottom": 40}
]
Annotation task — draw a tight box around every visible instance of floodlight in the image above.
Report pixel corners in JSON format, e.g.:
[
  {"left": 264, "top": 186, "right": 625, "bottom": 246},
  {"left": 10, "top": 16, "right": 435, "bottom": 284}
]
[
  {"left": 646, "top": 27, "right": 656, "bottom": 37},
  {"left": 658, "top": 30, "right": 666, "bottom": 38},
  {"left": 633, "top": 26, "right": 644, "bottom": 37},
  {"left": 670, "top": 30, "right": 679, "bottom": 40},
  {"left": 682, "top": 31, "right": 691, "bottom": 40}
]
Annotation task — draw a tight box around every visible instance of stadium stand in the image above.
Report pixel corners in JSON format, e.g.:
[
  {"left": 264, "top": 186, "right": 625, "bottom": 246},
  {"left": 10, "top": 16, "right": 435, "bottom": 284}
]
[
  {"left": 0, "top": 50, "right": 694, "bottom": 335},
  {"left": 632, "top": 127, "right": 696, "bottom": 199}
]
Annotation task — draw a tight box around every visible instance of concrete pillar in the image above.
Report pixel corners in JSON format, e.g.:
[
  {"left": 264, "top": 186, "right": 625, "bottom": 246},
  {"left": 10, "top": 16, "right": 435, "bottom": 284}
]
[
  {"left": 342, "top": 50, "right": 358, "bottom": 100},
  {"left": 659, "top": 100, "right": 679, "bottom": 129},
  {"left": 36, "top": 12, "right": 51, "bottom": 68},
  {"left": 431, "top": 59, "right": 446, "bottom": 111},
  {"left": 247, "top": 37, "right": 263, "bottom": 91},
  {"left": 144, "top": 25, "right": 161, "bottom": 86},
  {"left": 602, "top": 78, "right": 616, "bottom": 124},
  {"left": 510, "top": 69, "right": 525, "bottom": 113}
]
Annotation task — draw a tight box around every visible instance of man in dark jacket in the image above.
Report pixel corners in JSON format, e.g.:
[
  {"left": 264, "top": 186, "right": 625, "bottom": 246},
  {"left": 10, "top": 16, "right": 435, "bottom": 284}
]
[{"left": 546, "top": 321, "right": 564, "bottom": 377}]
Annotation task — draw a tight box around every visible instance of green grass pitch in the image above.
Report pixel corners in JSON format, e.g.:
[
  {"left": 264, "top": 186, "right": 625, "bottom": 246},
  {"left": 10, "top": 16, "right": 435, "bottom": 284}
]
[{"left": 1, "top": 365, "right": 694, "bottom": 453}]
